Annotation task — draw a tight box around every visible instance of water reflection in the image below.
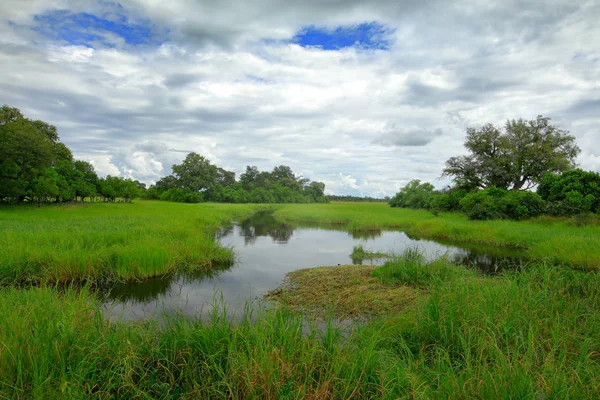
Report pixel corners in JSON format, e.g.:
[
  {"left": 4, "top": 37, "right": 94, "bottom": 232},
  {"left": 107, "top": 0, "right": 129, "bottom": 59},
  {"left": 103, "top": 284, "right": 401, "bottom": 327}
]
[
  {"left": 102, "top": 211, "right": 527, "bottom": 321},
  {"left": 237, "top": 211, "right": 295, "bottom": 244}
]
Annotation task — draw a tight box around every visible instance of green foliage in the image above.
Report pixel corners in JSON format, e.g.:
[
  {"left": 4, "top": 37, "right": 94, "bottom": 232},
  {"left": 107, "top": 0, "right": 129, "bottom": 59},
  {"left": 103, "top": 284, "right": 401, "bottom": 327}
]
[
  {"left": 443, "top": 115, "right": 580, "bottom": 190},
  {"left": 0, "top": 105, "right": 143, "bottom": 204},
  {"left": 460, "top": 187, "right": 546, "bottom": 220},
  {"left": 538, "top": 169, "right": 600, "bottom": 215},
  {"left": 388, "top": 179, "right": 435, "bottom": 209},
  {"left": 152, "top": 159, "right": 328, "bottom": 204},
  {"left": 430, "top": 189, "right": 468, "bottom": 212},
  {"left": 159, "top": 187, "right": 204, "bottom": 203}
]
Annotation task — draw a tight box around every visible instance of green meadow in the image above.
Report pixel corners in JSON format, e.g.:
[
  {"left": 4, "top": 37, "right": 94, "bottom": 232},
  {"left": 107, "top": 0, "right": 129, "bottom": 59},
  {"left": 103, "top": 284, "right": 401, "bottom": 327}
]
[
  {"left": 0, "top": 201, "right": 261, "bottom": 285},
  {"left": 1, "top": 201, "right": 600, "bottom": 399}
]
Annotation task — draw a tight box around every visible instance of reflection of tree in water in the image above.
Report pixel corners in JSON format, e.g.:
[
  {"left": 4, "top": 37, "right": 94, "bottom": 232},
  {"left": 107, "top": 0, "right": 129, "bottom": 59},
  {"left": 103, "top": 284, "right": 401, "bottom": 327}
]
[
  {"left": 236, "top": 211, "right": 295, "bottom": 245},
  {"left": 348, "top": 230, "right": 382, "bottom": 240},
  {"left": 214, "top": 225, "right": 234, "bottom": 240},
  {"left": 103, "top": 262, "right": 233, "bottom": 303},
  {"left": 452, "top": 249, "right": 524, "bottom": 275}
]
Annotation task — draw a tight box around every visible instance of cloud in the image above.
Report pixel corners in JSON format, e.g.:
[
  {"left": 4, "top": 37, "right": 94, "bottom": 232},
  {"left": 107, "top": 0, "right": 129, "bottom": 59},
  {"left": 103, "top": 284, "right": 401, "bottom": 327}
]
[
  {"left": 1, "top": 0, "right": 599, "bottom": 197},
  {"left": 374, "top": 124, "right": 443, "bottom": 147}
]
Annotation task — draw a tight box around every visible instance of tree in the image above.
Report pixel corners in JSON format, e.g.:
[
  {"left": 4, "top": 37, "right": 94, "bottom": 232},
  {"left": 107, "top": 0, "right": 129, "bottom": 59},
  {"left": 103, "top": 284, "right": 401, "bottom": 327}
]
[
  {"left": 0, "top": 119, "right": 54, "bottom": 201},
  {"left": 239, "top": 166, "right": 259, "bottom": 190},
  {"left": 389, "top": 180, "right": 435, "bottom": 209},
  {"left": 171, "top": 152, "right": 218, "bottom": 192},
  {"left": 442, "top": 116, "right": 580, "bottom": 190}
]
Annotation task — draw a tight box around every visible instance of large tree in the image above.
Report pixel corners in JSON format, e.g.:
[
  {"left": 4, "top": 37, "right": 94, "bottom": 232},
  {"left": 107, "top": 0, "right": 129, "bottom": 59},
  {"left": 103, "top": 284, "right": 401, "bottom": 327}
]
[{"left": 442, "top": 116, "right": 580, "bottom": 190}]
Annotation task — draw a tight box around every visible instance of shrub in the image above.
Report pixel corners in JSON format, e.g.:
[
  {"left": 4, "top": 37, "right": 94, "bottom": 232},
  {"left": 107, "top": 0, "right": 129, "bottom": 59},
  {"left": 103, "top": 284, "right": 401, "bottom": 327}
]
[
  {"left": 497, "top": 191, "right": 546, "bottom": 220},
  {"left": 538, "top": 169, "right": 600, "bottom": 215},
  {"left": 460, "top": 188, "right": 545, "bottom": 220}
]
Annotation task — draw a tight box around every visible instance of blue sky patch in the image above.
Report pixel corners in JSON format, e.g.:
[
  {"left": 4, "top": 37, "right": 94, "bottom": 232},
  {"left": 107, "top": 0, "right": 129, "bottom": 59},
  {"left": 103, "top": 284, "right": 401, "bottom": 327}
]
[
  {"left": 32, "top": 9, "right": 164, "bottom": 48},
  {"left": 293, "top": 22, "right": 394, "bottom": 50}
]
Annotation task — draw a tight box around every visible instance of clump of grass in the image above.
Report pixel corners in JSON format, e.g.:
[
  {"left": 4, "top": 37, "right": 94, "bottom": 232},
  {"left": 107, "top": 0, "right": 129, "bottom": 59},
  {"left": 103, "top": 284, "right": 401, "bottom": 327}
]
[
  {"left": 350, "top": 244, "right": 392, "bottom": 264},
  {"left": 372, "top": 247, "right": 473, "bottom": 287},
  {"left": 266, "top": 264, "right": 420, "bottom": 318}
]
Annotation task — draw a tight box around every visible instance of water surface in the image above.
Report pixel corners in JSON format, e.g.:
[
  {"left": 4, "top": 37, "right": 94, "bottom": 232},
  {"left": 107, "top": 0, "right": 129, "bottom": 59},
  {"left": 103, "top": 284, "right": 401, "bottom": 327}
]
[{"left": 103, "top": 211, "right": 524, "bottom": 321}]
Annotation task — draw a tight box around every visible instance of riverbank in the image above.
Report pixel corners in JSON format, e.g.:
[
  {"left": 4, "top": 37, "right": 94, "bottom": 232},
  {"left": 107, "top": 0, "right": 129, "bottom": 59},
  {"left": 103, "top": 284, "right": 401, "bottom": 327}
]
[
  {"left": 0, "top": 201, "right": 261, "bottom": 284},
  {"left": 2, "top": 257, "right": 599, "bottom": 398},
  {"left": 274, "top": 202, "right": 600, "bottom": 269}
]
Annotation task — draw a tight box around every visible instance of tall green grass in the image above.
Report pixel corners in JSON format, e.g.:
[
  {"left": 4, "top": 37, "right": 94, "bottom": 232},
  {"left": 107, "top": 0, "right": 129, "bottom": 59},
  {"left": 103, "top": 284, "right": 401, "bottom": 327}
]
[
  {"left": 275, "top": 202, "right": 600, "bottom": 269},
  {"left": 372, "top": 247, "right": 472, "bottom": 286},
  {"left": 2, "top": 260, "right": 598, "bottom": 399},
  {"left": 0, "top": 201, "right": 260, "bottom": 284}
]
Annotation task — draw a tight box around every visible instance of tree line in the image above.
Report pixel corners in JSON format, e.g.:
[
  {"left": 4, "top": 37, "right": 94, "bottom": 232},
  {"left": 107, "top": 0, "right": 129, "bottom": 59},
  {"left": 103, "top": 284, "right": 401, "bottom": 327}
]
[
  {"left": 146, "top": 153, "right": 328, "bottom": 203},
  {"left": 327, "top": 195, "right": 389, "bottom": 202},
  {"left": 0, "top": 105, "right": 144, "bottom": 204},
  {"left": 389, "top": 116, "right": 600, "bottom": 220},
  {"left": 0, "top": 105, "right": 328, "bottom": 205}
]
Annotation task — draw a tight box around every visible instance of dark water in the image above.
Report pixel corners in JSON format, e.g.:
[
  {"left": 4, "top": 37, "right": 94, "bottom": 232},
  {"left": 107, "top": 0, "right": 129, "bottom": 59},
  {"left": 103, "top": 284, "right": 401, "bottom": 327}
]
[{"left": 102, "top": 212, "right": 524, "bottom": 321}]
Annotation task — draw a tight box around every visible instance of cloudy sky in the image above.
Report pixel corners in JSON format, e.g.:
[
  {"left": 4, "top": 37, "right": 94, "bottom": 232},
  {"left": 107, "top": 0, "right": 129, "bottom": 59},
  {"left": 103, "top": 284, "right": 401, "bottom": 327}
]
[{"left": 1, "top": 0, "right": 599, "bottom": 197}]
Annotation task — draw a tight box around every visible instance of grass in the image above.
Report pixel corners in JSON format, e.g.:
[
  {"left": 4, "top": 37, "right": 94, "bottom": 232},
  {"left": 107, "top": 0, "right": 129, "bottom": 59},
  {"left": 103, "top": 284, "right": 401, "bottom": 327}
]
[
  {"left": 275, "top": 202, "right": 600, "bottom": 270},
  {"left": 0, "top": 201, "right": 261, "bottom": 285},
  {"left": 2, "top": 201, "right": 600, "bottom": 398},
  {"left": 371, "top": 248, "right": 474, "bottom": 287},
  {"left": 266, "top": 251, "right": 600, "bottom": 398},
  {"left": 1, "top": 258, "right": 599, "bottom": 398},
  {"left": 266, "top": 264, "right": 420, "bottom": 318}
]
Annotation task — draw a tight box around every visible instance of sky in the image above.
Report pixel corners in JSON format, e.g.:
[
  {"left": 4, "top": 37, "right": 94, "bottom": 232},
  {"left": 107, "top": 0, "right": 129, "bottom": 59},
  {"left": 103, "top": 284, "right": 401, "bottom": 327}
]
[{"left": 1, "top": 0, "right": 599, "bottom": 197}]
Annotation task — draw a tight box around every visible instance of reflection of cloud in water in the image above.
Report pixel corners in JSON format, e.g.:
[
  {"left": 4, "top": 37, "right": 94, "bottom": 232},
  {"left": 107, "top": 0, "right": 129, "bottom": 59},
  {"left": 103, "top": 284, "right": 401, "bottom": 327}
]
[{"left": 103, "top": 211, "right": 527, "bottom": 322}]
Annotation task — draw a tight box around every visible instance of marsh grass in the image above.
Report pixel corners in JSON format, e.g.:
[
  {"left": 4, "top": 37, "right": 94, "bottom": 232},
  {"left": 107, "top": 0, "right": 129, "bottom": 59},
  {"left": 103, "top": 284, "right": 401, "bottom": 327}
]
[
  {"left": 2, "top": 202, "right": 600, "bottom": 398},
  {"left": 2, "top": 259, "right": 599, "bottom": 399},
  {"left": 275, "top": 202, "right": 600, "bottom": 269},
  {"left": 0, "top": 201, "right": 260, "bottom": 285},
  {"left": 372, "top": 248, "right": 473, "bottom": 287}
]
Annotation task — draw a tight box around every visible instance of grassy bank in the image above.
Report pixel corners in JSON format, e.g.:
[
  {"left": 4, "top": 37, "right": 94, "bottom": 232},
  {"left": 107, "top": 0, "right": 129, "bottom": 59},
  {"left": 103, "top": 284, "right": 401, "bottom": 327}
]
[
  {"left": 266, "top": 252, "right": 600, "bottom": 398},
  {"left": 274, "top": 202, "right": 600, "bottom": 269},
  {"left": 2, "top": 256, "right": 599, "bottom": 399},
  {"left": 0, "top": 201, "right": 259, "bottom": 284}
]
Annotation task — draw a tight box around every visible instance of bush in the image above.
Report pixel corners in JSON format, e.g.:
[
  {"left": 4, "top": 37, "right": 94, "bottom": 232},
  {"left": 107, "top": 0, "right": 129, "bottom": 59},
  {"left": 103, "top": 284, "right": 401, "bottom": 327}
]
[
  {"left": 497, "top": 191, "right": 546, "bottom": 220},
  {"left": 460, "top": 189, "right": 504, "bottom": 220},
  {"left": 430, "top": 189, "right": 469, "bottom": 212},
  {"left": 460, "top": 188, "right": 545, "bottom": 220},
  {"left": 538, "top": 169, "right": 600, "bottom": 215},
  {"left": 159, "top": 188, "right": 204, "bottom": 203}
]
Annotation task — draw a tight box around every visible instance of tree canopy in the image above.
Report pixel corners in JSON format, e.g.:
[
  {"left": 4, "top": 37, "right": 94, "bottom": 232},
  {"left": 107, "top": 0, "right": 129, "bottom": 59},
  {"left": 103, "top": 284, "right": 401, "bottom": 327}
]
[
  {"left": 442, "top": 116, "right": 580, "bottom": 191},
  {"left": 150, "top": 156, "right": 328, "bottom": 204},
  {"left": 0, "top": 105, "right": 143, "bottom": 204}
]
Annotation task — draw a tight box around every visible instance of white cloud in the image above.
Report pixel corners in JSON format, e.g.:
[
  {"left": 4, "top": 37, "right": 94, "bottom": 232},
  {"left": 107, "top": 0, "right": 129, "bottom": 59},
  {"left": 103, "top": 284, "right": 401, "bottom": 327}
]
[{"left": 1, "top": 0, "right": 599, "bottom": 197}]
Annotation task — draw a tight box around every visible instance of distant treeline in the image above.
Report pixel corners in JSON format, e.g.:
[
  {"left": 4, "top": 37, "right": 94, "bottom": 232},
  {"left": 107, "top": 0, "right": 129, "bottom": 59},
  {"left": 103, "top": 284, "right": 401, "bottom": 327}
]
[
  {"left": 327, "top": 195, "right": 389, "bottom": 202},
  {"left": 0, "top": 105, "right": 328, "bottom": 205},
  {"left": 145, "top": 153, "right": 328, "bottom": 204},
  {"left": 389, "top": 116, "right": 599, "bottom": 220}
]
